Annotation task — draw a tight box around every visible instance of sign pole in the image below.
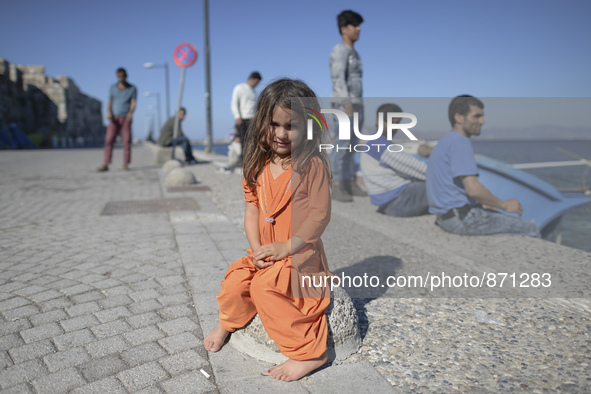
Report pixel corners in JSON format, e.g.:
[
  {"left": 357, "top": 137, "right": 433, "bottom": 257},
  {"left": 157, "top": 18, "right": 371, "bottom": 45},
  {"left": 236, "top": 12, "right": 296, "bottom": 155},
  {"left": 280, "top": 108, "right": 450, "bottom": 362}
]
[
  {"left": 170, "top": 42, "right": 197, "bottom": 161},
  {"left": 171, "top": 67, "right": 187, "bottom": 159},
  {"left": 203, "top": 0, "right": 213, "bottom": 154}
]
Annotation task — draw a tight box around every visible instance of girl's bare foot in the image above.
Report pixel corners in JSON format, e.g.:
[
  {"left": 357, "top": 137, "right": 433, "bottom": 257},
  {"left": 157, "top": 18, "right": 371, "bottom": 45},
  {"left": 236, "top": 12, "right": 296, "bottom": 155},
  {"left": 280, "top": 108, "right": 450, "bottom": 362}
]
[
  {"left": 203, "top": 323, "right": 230, "bottom": 352},
  {"left": 268, "top": 353, "right": 327, "bottom": 382}
]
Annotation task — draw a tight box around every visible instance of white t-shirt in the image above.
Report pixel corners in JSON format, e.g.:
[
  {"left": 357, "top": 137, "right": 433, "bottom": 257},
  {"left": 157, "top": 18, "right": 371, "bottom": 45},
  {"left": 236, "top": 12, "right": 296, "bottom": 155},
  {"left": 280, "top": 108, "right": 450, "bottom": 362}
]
[{"left": 231, "top": 83, "right": 257, "bottom": 120}]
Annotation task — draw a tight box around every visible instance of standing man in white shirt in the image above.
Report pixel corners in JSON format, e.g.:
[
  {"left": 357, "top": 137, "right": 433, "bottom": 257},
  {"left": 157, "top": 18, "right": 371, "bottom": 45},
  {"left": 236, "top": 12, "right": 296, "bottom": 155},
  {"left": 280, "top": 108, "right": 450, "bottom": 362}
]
[{"left": 231, "top": 71, "right": 262, "bottom": 158}]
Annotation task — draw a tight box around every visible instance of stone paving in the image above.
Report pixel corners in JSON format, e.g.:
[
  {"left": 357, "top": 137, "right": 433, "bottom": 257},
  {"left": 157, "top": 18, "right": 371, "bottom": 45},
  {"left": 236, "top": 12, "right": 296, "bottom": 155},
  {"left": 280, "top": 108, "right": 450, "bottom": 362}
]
[{"left": 0, "top": 149, "right": 214, "bottom": 393}]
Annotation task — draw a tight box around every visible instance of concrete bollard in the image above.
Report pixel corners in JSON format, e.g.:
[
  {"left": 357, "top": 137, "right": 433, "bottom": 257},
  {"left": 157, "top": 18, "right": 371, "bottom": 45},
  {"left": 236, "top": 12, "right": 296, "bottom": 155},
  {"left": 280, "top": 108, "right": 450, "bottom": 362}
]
[
  {"left": 162, "top": 159, "right": 183, "bottom": 173},
  {"left": 165, "top": 168, "right": 196, "bottom": 186},
  {"left": 229, "top": 285, "right": 361, "bottom": 364}
]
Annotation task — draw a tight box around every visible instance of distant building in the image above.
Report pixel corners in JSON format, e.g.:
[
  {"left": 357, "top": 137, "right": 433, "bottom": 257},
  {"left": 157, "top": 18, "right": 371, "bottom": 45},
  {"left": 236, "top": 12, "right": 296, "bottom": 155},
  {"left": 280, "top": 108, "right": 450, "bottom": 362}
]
[{"left": 0, "top": 57, "right": 104, "bottom": 146}]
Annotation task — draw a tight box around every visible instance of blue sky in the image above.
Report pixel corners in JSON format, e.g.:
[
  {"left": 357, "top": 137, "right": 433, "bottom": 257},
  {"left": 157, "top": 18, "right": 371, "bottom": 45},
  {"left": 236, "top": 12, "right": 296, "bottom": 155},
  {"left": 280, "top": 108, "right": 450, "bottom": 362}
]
[{"left": 2, "top": 0, "right": 590, "bottom": 140}]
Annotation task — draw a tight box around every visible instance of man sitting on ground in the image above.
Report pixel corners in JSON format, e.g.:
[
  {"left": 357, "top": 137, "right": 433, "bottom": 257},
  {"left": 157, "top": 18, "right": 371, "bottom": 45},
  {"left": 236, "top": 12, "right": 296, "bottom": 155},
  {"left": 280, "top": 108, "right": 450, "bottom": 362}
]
[
  {"left": 426, "top": 95, "right": 540, "bottom": 237},
  {"left": 360, "top": 103, "right": 430, "bottom": 217},
  {"left": 157, "top": 108, "right": 198, "bottom": 165}
]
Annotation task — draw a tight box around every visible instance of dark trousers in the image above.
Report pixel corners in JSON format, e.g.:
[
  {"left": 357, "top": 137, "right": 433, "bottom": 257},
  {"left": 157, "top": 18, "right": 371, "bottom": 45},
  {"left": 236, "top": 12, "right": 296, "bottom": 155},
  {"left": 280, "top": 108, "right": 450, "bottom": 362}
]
[{"left": 170, "top": 136, "right": 196, "bottom": 162}]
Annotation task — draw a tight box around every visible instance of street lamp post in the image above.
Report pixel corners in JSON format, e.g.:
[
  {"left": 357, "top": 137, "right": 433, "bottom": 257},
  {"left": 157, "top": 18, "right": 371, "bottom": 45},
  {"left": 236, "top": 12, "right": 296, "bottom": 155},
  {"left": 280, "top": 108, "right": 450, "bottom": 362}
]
[
  {"left": 144, "top": 92, "right": 161, "bottom": 131},
  {"left": 143, "top": 62, "right": 171, "bottom": 119}
]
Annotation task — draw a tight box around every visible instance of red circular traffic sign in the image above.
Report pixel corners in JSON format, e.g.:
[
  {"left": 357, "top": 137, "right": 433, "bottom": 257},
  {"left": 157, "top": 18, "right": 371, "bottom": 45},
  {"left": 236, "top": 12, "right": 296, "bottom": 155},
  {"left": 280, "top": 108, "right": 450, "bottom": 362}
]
[{"left": 173, "top": 43, "right": 198, "bottom": 67}]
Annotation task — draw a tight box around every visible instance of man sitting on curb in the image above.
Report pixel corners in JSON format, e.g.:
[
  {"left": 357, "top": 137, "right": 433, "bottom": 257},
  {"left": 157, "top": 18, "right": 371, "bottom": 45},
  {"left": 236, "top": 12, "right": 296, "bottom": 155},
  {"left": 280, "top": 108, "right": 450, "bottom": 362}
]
[
  {"left": 157, "top": 108, "right": 198, "bottom": 165},
  {"left": 360, "top": 103, "right": 430, "bottom": 217},
  {"left": 426, "top": 95, "right": 540, "bottom": 237}
]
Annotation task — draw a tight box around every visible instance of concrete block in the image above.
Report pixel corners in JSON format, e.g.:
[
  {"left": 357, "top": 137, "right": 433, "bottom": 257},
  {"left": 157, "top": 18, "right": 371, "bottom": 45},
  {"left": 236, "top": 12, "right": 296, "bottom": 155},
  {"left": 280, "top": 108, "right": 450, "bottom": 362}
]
[
  {"left": 158, "top": 349, "right": 208, "bottom": 376},
  {"left": 300, "top": 362, "right": 395, "bottom": 393},
  {"left": 0, "top": 359, "right": 48, "bottom": 390},
  {"left": 28, "top": 290, "right": 63, "bottom": 303},
  {"left": 128, "top": 299, "right": 162, "bottom": 314},
  {"left": 121, "top": 342, "right": 167, "bottom": 367},
  {"left": 53, "top": 328, "right": 96, "bottom": 351},
  {"left": 160, "top": 371, "right": 217, "bottom": 393},
  {"left": 94, "top": 306, "right": 132, "bottom": 323},
  {"left": 3, "top": 305, "right": 40, "bottom": 321},
  {"left": 0, "top": 319, "right": 32, "bottom": 336},
  {"left": 158, "top": 305, "right": 195, "bottom": 321},
  {"left": 123, "top": 325, "right": 165, "bottom": 346},
  {"left": 43, "top": 347, "right": 92, "bottom": 373},
  {"left": 61, "top": 284, "right": 94, "bottom": 296},
  {"left": 60, "top": 314, "right": 100, "bottom": 332},
  {"left": 157, "top": 317, "right": 199, "bottom": 336},
  {"left": 0, "top": 296, "right": 30, "bottom": 311},
  {"left": 126, "top": 312, "right": 164, "bottom": 329},
  {"left": 130, "top": 279, "right": 161, "bottom": 291},
  {"left": 90, "top": 320, "right": 132, "bottom": 339},
  {"left": 129, "top": 289, "right": 161, "bottom": 302},
  {"left": 70, "top": 376, "right": 127, "bottom": 394},
  {"left": 79, "top": 354, "right": 127, "bottom": 382},
  {"left": 158, "top": 332, "right": 200, "bottom": 354},
  {"left": 70, "top": 290, "right": 104, "bottom": 304},
  {"left": 162, "top": 159, "right": 183, "bottom": 173},
  {"left": 0, "top": 350, "right": 13, "bottom": 369},
  {"left": 65, "top": 301, "right": 102, "bottom": 317},
  {"left": 230, "top": 286, "right": 361, "bottom": 364},
  {"left": 13, "top": 285, "right": 46, "bottom": 297},
  {"left": 97, "top": 294, "right": 133, "bottom": 309},
  {"left": 8, "top": 339, "right": 55, "bottom": 363},
  {"left": 20, "top": 323, "right": 63, "bottom": 344},
  {"left": 0, "top": 333, "right": 25, "bottom": 351},
  {"left": 85, "top": 335, "right": 130, "bottom": 358},
  {"left": 157, "top": 293, "right": 191, "bottom": 307},
  {"left": 29, "top": 309, "right": 68, "bottom": 326},
  {"left": 38, "top": 297, "right": 73, "bottom": 312},
  {"left": 165, "top": 168, "right": 196, "bottom": 186},
  {"left": 31, "top": 367, "right": 86, "bottom": 394},
  {"left": 116, "top": 361, "right": 168, "bottom": 392}
]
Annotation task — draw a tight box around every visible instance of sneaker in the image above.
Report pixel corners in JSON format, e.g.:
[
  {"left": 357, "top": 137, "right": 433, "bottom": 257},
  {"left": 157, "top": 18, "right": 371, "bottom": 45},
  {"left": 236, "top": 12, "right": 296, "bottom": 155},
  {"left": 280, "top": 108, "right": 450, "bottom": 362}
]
[
  {"left": 186, "top": 159, "right": 199, "bottom": 165},
  {"left": 216, "top": 167, "right": 233, "bottom": 174},
  {"left": 331, "top": 182, "right": 353, "bottom": 202},
  {"left": 96, "top": 164, "right": 109, "bottom": 172},
  {"left": 344, "top": 181, "right": 367, "bottom": 197},
  {"left": 122, "top": 164, "right": 129, "bottom": 171}
]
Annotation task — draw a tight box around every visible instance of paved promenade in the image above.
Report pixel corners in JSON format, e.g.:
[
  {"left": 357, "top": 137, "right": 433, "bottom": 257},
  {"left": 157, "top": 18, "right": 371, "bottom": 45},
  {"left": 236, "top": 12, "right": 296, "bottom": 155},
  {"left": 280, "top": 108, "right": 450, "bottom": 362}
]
[
  {"left": 1, "top": 145, "right": 590, "bottom": 393},
  {"left": 0, "top": 146, "right": 391, "bottom": 393}
]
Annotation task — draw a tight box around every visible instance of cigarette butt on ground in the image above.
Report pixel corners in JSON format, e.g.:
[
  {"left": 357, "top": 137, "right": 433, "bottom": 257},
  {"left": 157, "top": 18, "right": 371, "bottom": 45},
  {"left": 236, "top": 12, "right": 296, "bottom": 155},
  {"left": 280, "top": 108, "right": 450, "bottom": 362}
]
[{"left": 200, "top": 369, "right": 210, "bottom": 379}]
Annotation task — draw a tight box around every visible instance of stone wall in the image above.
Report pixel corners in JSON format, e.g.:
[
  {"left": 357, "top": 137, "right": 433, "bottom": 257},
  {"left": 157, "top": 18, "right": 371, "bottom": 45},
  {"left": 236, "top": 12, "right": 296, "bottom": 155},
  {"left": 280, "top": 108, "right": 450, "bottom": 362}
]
[{"left": 0, "top": 57, "right": 104, "bottom": 146}]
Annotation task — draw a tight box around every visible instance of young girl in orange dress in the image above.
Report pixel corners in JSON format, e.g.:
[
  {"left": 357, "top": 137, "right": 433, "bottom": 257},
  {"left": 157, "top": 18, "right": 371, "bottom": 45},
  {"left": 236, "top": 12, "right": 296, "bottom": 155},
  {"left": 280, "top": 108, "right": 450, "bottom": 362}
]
[{"left": 204, "top": 78, "right": 332, "bottom": 382}]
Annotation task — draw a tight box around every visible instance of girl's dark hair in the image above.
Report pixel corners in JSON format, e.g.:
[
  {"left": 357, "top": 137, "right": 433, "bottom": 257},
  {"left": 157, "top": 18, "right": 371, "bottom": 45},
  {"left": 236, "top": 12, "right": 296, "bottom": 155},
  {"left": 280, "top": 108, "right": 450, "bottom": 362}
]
[{"left": 242, "top": 78, "right": 331, "bottom": 188}]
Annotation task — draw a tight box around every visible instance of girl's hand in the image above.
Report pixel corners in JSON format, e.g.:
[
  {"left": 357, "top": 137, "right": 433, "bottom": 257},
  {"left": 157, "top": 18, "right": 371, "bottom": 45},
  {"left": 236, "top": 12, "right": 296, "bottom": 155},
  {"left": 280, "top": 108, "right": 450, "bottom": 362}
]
[
  {"left": 250, "top": 245, "right": 273, "bottom": 270},
  {"left": 252, "top": 258, "right": 273, "bottom": 270},
  {"left": 253, "top": 242, "right": 290, "bottom": 263}
]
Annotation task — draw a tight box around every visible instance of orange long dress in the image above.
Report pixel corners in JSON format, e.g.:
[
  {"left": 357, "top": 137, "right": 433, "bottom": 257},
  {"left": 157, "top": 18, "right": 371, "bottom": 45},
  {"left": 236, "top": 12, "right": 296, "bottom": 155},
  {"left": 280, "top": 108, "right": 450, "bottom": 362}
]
[{"left": 216, "top": 157, "right": 331, "bottom": 361}]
